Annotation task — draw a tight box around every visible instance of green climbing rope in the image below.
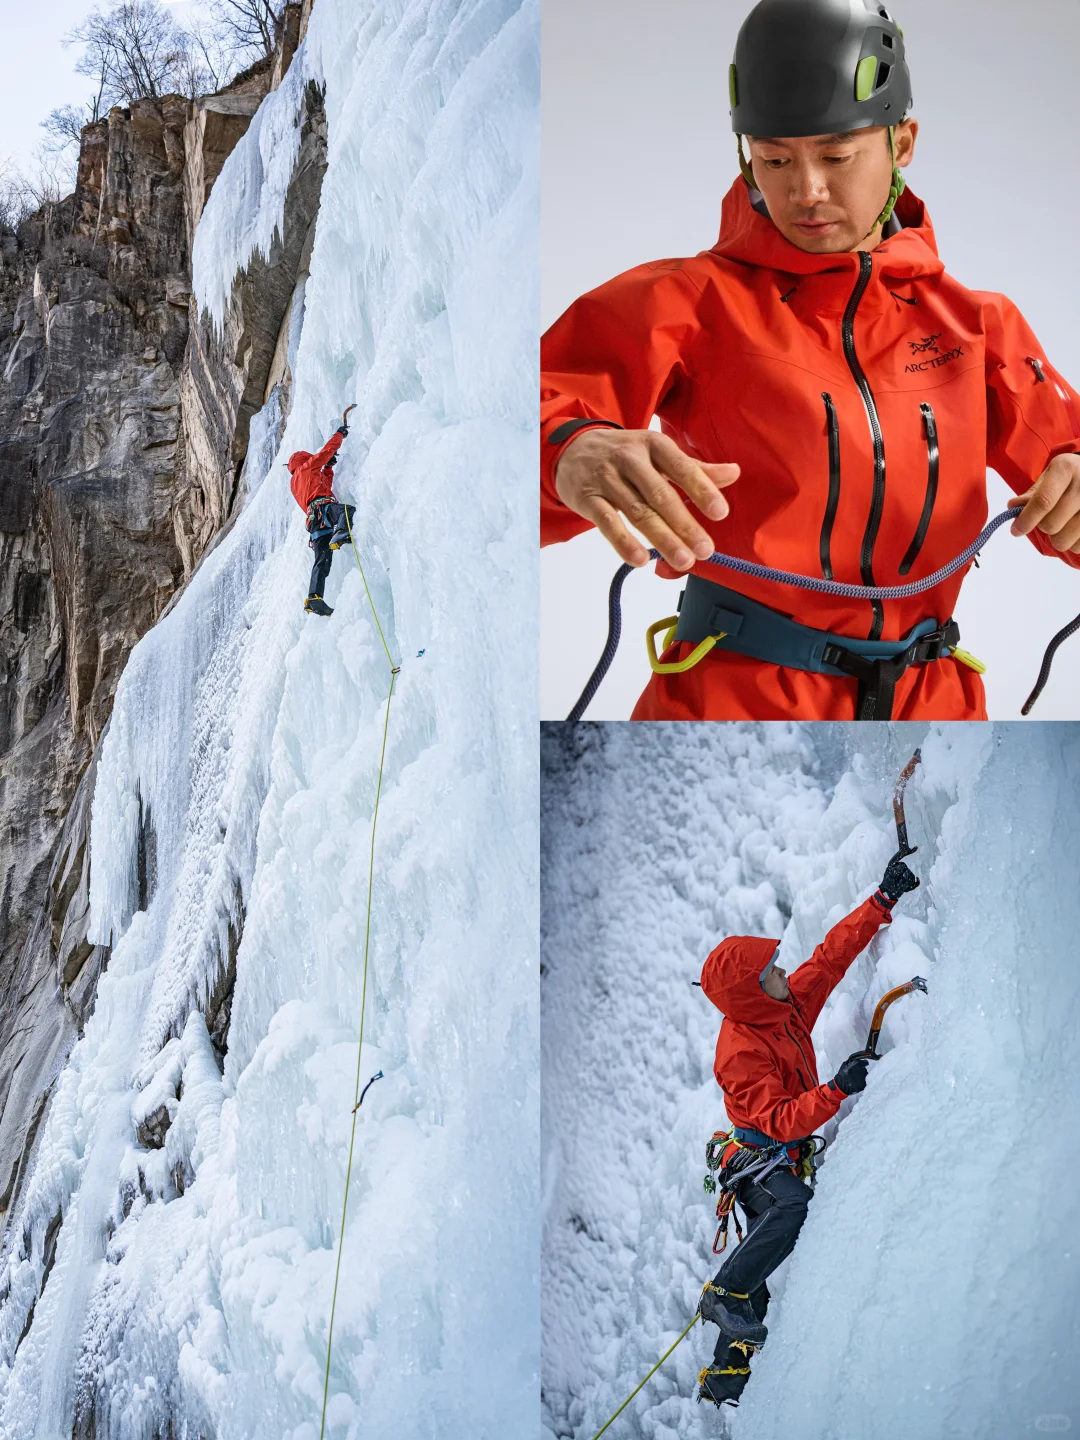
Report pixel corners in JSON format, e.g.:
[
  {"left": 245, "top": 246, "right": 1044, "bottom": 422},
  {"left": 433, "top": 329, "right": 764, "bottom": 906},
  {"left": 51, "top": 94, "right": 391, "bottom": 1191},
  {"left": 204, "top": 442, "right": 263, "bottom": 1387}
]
[
  {"left": 589, "top": 1313, "right": 700, "bottom": 1440},
  {"left": 318, "top": 505, "right": 400, "bottom": 1440}
]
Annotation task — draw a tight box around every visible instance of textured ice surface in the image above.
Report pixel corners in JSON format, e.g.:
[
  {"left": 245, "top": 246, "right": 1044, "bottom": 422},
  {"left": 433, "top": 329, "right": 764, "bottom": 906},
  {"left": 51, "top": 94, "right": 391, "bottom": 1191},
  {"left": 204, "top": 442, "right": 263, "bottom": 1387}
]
[
  {"left": 0, "top": 2, "right": 538, "bottom": 1437},
  {"left": 541, "top": 722, "right": 1080, "bottom": 1440}
]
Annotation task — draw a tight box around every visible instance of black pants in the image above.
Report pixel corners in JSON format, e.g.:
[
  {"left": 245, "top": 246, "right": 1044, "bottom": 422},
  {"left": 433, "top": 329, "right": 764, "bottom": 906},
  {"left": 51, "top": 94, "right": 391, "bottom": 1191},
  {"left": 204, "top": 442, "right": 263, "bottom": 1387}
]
[
  {"left": 710, "top": 1166, "right": 812, "bottom": 1372},
  {"left": 307, "top": 503, "right": 355, "bottom": 597}
]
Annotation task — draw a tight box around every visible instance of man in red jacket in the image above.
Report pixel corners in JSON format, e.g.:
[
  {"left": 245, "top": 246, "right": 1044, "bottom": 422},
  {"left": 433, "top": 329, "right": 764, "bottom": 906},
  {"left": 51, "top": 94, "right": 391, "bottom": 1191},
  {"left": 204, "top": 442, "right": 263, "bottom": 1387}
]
[
  {"left": 541, "top": 0, "right": 1080, "bottom": 720},
  {"left": 694, "top": 854, "right": 919, "bottom": 1408},
  {"left": 288, "top": 407, "right": 356, "bottom": 616}
]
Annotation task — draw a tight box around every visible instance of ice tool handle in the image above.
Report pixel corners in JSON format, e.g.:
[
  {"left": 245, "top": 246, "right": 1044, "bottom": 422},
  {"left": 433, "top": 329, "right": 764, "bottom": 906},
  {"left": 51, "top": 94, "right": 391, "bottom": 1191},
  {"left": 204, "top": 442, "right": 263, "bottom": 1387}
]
[{"left": 566, "top": 505, "right": 1079, "bottom": 720}]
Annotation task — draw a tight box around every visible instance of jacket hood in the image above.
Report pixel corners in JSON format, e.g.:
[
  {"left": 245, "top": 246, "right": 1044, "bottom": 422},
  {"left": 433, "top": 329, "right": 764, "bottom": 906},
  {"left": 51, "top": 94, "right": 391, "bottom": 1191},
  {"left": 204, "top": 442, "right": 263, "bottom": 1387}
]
[
  {"left": 287, "top": 451, "right": 311, "bottom": 473},
  {"left": 700, "top": 934, "right": 787, "bottom": 1025},
  {"left": 708, "top": 178, "right": 945, "bottom": 283}
]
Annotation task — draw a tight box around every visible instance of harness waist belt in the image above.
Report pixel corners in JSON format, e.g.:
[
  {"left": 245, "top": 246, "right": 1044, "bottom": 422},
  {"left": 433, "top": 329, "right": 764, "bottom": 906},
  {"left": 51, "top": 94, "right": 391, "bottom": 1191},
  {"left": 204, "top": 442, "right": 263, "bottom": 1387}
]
[
  {"left": 673, "top": 573, "right": 961, "bottom": 721},
  {"left": 732, "top": 1124, "right": 802, "bottom": 1151}
]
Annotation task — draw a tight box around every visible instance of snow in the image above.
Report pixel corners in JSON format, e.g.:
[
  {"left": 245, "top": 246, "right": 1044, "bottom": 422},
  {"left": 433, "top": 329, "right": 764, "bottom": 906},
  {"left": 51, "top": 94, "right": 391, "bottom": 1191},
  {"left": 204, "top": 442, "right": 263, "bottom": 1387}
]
[
  {"left": 0, "top": 1, "right": 538, "bottom": 1436},
  {"left": 541, "top": 722, "right": 1080, "bottom": 1440}
]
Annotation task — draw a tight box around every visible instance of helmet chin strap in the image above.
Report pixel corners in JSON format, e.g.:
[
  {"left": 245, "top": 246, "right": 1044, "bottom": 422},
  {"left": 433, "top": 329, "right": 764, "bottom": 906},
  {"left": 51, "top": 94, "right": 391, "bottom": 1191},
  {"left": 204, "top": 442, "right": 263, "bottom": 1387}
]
[
  {"left": 738, "top": 125, "right": 906, "bottom": 242},
  {"left": 868, "top": 124, "right": 906, "bottom": 237}
]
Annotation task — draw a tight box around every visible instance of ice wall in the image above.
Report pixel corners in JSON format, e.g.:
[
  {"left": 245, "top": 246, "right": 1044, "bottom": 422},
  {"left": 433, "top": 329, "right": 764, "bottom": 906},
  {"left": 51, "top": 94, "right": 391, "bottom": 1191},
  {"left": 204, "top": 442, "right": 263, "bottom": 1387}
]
[
  {"left": 0, "top": 2, "right": 539, "bottom": 1438},
  {"left": 541, "top": 723, "right": 1080, "bottom": 1440}
]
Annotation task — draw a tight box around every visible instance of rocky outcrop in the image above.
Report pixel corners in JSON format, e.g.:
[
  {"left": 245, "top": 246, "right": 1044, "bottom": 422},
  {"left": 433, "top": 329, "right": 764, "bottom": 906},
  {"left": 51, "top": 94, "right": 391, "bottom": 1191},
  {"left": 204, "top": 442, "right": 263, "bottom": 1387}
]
[
  {"left": 0, "top": 20, "right": 325, "bottom": 1238},
  {"left": 179, "top": 83, "right": 326, "bottom": 563}
]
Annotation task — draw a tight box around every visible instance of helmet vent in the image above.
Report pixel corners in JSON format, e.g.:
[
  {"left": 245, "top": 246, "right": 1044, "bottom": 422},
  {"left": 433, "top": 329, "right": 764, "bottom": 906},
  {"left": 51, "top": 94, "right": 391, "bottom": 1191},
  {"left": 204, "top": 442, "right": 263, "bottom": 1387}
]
[
  {"left": 876, "top": 61, "right": 891, "bottom": 88},
  {"left": 881, "top": 32, "right": 894, "bottom": 48},
  {"left": 878, "top": 6, "right": 892, "bottom": 17}
]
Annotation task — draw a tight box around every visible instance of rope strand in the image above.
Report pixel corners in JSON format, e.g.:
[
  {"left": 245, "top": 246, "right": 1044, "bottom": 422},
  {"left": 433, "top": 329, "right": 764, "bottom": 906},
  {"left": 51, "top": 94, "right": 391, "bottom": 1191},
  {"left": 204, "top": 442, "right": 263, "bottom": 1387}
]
[
  {"left": 589, "top": 1314, "right": 700, "bottom": 1440},
  {"left": 318, "top": 507, "right": 399, "bottom": 1439},
  {"left": 567, "top": 505, "right": 1079, "bottom": 720}
]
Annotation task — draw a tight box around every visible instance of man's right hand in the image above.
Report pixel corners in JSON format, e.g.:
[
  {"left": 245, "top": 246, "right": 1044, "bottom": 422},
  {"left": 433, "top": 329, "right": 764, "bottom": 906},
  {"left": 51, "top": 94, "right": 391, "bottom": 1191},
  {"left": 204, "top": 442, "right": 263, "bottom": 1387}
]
[
  {"left": 553, "top": 427, "right": 740, "bottom": 570},
  {"left": 830, "top": 1051, "right": 879, "bottom": 1096}
]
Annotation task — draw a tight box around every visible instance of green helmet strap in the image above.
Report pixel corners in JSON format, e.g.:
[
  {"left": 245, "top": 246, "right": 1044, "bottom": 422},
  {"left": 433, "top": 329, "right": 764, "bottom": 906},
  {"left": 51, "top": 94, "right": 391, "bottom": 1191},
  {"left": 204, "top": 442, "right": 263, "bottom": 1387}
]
[
  {"left": 736, "top": 133, "right": 756, "bottom": 188},
  {"left": 737, "top": 125, "right": 906, "bottom": 241}
]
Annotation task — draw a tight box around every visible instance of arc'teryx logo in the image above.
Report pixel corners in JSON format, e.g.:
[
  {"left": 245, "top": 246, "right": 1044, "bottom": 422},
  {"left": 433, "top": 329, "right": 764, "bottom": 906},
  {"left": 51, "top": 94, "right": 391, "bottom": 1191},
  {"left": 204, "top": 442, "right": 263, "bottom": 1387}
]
[{"left": 905, "top": 331, "right": 964, "bottom": 373}]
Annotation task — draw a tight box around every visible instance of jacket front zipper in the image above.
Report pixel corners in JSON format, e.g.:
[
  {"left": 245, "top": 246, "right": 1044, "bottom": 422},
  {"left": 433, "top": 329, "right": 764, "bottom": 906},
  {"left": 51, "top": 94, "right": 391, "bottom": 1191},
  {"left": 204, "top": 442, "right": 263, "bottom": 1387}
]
[
  {"left": 899, "top": 402, "right": 939, "bottom": 575},
  {"left": 842, "top": 251, "right": 887, "bottom": 640},
  {"left": 820, "top": 392, "right": 841, "bottom": 579},
  {"left": 786, "top": 1021, "right": 816, "bottom": 1081}
]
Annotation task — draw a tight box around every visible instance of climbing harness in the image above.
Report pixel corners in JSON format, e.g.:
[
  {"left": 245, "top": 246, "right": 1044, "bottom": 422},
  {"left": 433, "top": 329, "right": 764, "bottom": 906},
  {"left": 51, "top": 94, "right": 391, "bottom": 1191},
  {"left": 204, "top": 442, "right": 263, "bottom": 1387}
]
[
  {"left": 565, "top": 505, "right": 1080, "bottom": 720},
  {"left": 318, "top": 494, "right": 400, "bottom": 1440},
  {"left": 588, "top": 1313, "right": 701, "bottom": 1440},
  {"left": 703, "top": 1127, "right": 826, "bottom": 1254}
]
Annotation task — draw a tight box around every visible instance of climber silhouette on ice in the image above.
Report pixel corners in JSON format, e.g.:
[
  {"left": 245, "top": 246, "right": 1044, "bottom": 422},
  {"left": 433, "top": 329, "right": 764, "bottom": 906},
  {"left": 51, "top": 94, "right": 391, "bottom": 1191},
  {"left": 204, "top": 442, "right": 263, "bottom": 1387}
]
[
  {"left": 694, "top": 853, "right": 919, "bottom": 1409},
  {"left": 289, "top": 404, "right": 357, "bottom": 616}
]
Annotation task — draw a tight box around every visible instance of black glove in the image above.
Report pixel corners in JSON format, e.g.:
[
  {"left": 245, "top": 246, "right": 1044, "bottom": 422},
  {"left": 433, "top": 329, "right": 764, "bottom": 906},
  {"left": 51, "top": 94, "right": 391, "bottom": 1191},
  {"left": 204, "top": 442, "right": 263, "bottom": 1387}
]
[
  {"left": 831, "top": 1051, "right": 877, "bottom": 1096},
  {"left": 336, "top": 423, "right": 349, "bottom": 438},
  {"left": 325, "top": 453, "right": 338, "bottom": 468},
  {"left": 876, "top": 856, "right": 919, "bottom": 907}
]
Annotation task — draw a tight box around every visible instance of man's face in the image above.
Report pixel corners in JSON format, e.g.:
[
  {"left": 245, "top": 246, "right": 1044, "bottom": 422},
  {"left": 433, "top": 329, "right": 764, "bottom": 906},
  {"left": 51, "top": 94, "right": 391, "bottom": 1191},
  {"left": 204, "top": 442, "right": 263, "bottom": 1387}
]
[
  {"left": 761, "top": 958, "right": 789, "bottom": 1001},
  {"left": 747, "top": 120, "right": 918, "bottom": 254}
]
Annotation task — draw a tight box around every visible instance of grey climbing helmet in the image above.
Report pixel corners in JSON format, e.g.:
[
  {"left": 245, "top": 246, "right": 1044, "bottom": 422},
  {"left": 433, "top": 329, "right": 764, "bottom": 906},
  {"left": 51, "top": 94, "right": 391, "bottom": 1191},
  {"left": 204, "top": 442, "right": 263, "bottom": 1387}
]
[{"left": 729, "top": 0, "right": 912, "bottom": 138}]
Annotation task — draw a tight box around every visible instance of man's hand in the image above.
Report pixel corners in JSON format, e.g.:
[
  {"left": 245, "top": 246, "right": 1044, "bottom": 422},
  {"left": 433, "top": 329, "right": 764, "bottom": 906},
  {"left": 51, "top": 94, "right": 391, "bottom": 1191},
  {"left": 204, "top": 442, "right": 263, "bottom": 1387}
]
[
  {"left": 830, "top": 1051, "right": 879, "bottom": 1096},
  {"left": 554, "top": 427, "right": 740, "bottom": 570},
  {"left": 876, "top": 857, "right": 919, "bottom": 907},
  {"left": 1010, "top": 453, "right": 1080, "bottom": 552}
]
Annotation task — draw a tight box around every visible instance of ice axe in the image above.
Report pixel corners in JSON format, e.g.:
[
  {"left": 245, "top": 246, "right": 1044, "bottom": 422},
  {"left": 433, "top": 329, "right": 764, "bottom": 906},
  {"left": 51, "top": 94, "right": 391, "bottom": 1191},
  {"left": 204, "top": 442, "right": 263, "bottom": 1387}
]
[
  {"left": 889, "top": 748, "right": 921, "bottom": 867},
  {"left": 863, "top": 977, "right": 928, "bottom": 1057},
  {"left": 341, "top": 403, "right": 356, "bottom": 427}
]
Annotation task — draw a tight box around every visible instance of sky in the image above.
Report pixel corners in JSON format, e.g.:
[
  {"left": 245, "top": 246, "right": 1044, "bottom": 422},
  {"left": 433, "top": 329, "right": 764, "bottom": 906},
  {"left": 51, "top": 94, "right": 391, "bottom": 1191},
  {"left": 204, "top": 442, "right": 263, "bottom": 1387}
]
[{"left": 0, "top": 1, "right": 201, "bottom": 176}]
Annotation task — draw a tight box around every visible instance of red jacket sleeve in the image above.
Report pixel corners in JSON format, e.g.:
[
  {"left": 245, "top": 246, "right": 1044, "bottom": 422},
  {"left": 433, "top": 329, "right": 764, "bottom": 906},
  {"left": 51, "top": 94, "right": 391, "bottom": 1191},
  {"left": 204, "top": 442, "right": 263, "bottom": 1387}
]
[
  {"left": 540, "top": 261, "right": 704, "bottom": 546},
  {"left": 724, "top": 1038, "right": 843, "bottom": 1142},
  {"left": 311, "top": 431, "right": 345, "bottom": 471},
  {"left": 983, "top": 293, "right": 1080, "bottom": 571},
  {"left": 787, "top": 894, "right": 892, "bottom": 1032}
]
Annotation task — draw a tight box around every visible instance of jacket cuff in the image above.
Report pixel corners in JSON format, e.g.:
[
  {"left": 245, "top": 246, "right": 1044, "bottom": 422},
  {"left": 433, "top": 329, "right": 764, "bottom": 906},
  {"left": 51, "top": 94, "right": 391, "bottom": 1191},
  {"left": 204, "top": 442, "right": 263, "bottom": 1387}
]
[
  {"left": 540, "top": 416, "right": 624, "bottom": 510},
  {"left": 871, "top": 890, "right": 896, "bottom": 913}
]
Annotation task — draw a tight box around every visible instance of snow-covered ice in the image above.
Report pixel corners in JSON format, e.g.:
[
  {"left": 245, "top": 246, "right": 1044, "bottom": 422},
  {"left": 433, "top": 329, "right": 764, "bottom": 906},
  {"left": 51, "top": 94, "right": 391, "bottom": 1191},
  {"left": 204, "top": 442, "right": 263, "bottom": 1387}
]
[
  {"left": 0, "top": 2, "right": 538, "bottom": 1437},
  {"left": 541, "top": 722, "right": 1080, "bottom": 1440}
]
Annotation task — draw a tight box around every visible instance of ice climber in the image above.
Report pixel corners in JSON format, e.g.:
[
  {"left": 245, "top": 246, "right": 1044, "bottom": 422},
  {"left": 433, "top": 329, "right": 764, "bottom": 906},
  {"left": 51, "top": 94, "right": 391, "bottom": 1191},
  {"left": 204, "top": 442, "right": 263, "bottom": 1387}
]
[
  {"left": 289, "top": 405, "right": 357, "bottom": 617},
  {"left": 540, "top": 0, "right": 1080, "bottom": 721},
  {"left": 694, "top": 854, "right": 919, "bottom": 1409}
]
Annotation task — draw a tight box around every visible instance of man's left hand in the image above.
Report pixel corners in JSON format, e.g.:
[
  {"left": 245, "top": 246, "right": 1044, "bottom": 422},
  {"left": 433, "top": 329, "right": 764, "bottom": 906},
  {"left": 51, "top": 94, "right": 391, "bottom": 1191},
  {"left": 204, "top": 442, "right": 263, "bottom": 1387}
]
[{"left": 1010, "top": 453, "right": 1080, "bottom": 553}]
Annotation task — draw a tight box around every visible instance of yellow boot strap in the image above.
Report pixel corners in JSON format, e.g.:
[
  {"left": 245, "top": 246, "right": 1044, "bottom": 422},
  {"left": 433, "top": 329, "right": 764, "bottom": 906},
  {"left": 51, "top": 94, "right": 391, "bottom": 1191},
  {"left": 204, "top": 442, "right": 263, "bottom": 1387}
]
[
  {"left": 951, "top": 646, "right": 986, "bottom": 674},
  {"left": 647, "top": 616, "right": 726, "bottom": 675}
]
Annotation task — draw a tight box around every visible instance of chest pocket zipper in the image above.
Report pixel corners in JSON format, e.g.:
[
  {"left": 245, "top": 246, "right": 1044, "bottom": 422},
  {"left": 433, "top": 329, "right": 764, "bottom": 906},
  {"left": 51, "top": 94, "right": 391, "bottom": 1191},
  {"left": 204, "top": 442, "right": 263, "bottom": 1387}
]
[
  {"left": 899, "top": 402, "right": 939, "bottom": 576},
  {"left": 820, "top": 393, "right": 841, "bottom": 580}
]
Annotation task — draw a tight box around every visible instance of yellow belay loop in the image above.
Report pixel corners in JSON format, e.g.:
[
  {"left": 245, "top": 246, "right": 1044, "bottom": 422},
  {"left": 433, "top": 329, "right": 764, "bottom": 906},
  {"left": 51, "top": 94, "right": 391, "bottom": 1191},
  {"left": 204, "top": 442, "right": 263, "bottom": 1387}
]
[{"left": 318, "top": 505, "right": 400, "bottom": 1440}]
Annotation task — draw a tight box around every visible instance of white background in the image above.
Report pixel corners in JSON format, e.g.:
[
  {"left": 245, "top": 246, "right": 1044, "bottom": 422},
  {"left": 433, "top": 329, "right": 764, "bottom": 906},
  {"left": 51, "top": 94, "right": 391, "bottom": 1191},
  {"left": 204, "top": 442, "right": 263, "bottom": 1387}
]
[{"left": 541, "top": 0, "right": 1080, "bottom": 720}]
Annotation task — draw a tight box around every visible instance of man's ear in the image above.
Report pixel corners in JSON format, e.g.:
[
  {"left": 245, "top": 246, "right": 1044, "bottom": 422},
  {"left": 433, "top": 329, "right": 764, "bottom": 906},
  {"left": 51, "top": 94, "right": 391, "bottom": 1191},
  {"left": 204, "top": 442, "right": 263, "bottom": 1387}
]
[{"left": 895, "top": 118, "right": 918, "bottom": 170}]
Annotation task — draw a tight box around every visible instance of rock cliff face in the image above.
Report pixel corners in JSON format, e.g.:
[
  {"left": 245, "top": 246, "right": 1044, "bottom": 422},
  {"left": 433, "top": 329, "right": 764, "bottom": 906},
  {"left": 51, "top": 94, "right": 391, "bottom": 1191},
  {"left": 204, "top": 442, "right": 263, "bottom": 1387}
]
[{"left": 0, "top": 10, "right": 323, "bottom": 1237}]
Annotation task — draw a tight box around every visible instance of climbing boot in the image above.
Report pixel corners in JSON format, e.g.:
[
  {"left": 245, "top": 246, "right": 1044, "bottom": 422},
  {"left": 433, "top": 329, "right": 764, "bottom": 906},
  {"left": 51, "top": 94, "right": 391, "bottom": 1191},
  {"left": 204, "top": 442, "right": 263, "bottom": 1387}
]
[
  {"left": 698, "top": 1283, "right": 768, "bottom": 1345},
  {"left": 697, "top": 1362, "right": 750, "bottom": 1408},
  {"left": 304, "top": 595, "right": 334, "bottom": 617},
  {"left": 329, "top": 527, "right": 351, "bottom": 551}
]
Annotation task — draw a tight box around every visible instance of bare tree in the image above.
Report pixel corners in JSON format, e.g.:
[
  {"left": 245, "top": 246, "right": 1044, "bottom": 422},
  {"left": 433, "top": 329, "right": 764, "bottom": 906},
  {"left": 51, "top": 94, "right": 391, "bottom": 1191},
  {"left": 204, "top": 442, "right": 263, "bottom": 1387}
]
[
  {"left": 209, "top": 0, "right": 287, "bottom": 62},
  {"left": 68, "top": 1, "right": 206, "bottom": 108}
]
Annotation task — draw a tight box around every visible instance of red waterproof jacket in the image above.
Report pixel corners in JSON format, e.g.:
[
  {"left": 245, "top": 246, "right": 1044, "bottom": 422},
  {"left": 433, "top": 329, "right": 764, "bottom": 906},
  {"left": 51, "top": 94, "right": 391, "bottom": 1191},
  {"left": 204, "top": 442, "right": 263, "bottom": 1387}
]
[
  {"left": 541, "top": 182, "right": 1080, "bottom": 720},
  {"left": 700, "top": 894, "right": 891, "bottom": 1143},
  {"left": 288, "top": 431, "right": 344, "bottom": 510}
]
